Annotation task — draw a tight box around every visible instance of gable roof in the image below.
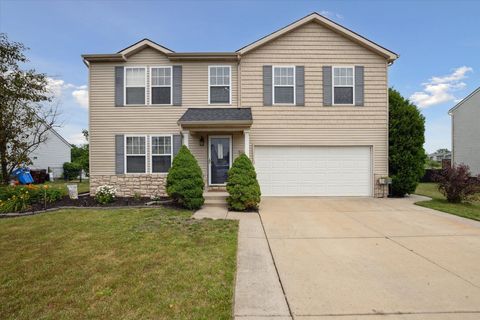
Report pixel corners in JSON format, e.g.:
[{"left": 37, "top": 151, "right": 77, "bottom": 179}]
[
  {"left": 236, "top": 12, "right": 399, "bottom": 62},
  {"left": 82, "top": 12, "right": 398, "bottom": 65},
  {"left": 117, "top": 38, "right": 174, "bottom": 56},
  {"left": 448, "top": 86, "right": 480, "bottom": 115}
]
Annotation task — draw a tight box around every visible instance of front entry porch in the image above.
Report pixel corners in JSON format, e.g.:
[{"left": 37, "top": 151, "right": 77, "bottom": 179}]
[{"left": 177, "top": 108, "right": 252, "bottom": 188}]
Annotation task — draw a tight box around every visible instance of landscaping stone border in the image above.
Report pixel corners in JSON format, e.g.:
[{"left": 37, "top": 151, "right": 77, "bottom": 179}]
[{"left": 0, "top": 200, "right": 174, "bottom": 219}]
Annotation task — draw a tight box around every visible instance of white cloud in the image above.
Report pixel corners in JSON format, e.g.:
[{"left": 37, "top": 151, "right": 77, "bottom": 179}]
[
  {"left": 46, "top": 77, "right": 87, "bottom": 108},
  {"left": 72, "top": 89, "right": 88, "bottom": 108},
  {"left": 68, "top": 132, "right": 88, "bottom": 145},
  {"left": 46, "top": 78, "right": 73, "bottom": 98},
  {"left": 410, "top": 66, "right": 473, "bottom": 108},
  {"left": 319, "top": 10, "right": 343, "bottom": 20}
]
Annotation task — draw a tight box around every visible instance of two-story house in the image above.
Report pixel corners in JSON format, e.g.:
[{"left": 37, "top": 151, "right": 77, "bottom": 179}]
[
  {"left": 449, "top": 87, "right": 480, "bottom": 175},
  {"left": 82, "top": 12, "right": 398, "bottom": 198}
]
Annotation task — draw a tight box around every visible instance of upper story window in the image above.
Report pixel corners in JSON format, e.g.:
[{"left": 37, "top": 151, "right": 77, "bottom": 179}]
[
  {"left": 125, "top": 67, "right": 146, "bottom": 105},
  {"left": 273, "top": 66, "right": 295, "bottom": 104},
  {"left": 333, "top": 67, "right": 354, "bottom": 105},
  {"left": 151, "top": 67, "right": 172, "bottom": 105},
  {"left": 151, "top": 135, "right": 172, "bottom": 173},
  {"left": 209, "top": 66, "right": 231, "bottom": 104},
  {"left": 125, "top": 136, "right": 146, "bottom": 173}
]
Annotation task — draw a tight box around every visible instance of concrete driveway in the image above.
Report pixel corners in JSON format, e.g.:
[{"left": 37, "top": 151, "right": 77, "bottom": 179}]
[{"left": 260, "top": 196, "right": 480, "bottom": 319}]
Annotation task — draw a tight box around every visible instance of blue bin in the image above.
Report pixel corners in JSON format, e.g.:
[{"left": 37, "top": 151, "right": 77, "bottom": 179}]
[{"left": 13, "top": 168, "right": 34, "bottom": 185}]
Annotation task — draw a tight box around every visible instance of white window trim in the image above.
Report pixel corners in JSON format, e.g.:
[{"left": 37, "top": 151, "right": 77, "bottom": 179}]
[
  {"left": 150, "top": 134, "right": 174, "bottom": 174},
  {"left": 124, "top": 134, "right": 148, "bottom": 174},
  {"left": 149, "top": 66, "right": 173, "bottom": 106},
  {"left": 332, "top": 66, "right": 355, "bottom": 106},
  {"left": 124, "top": 66, "right": 147, "bottom": 106},
  {"left": 272, "top": 65, "right": 296, "bottom": 105},
  {"left": 208, "top": 65, "right": 232, "bottom": 105}
]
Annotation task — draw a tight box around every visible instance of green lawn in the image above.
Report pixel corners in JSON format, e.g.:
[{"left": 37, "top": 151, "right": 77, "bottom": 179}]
[
  {"left": 0, "top": 207, "right": 238, "bottom": 319},
  {"left": 45, "top": 179, "right": 90, "bottom": 194},
  {"left": 415, "top": 182, "right": 480, "bottom": 221}
]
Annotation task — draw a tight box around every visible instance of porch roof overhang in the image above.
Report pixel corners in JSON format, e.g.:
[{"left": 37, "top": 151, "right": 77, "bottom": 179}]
[{"left": 178, "top": 108, "right": 252, "bottom": 130}]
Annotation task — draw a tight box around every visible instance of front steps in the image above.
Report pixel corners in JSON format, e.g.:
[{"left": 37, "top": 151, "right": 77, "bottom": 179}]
[{"left": 203, "top": 191, "right": 228, "bottom": 208}]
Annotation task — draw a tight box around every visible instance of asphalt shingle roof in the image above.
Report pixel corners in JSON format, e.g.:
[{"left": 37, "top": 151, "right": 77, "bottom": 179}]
[{"left": 178, "top": 108, "right": 252, "bottom": 122}]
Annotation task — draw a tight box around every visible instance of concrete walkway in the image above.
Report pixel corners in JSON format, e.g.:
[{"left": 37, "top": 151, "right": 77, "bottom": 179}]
[
  {"left": 260, "top": 196, "right": 480, "bottom": 319},
  {"left": 194, "top": 206, "right": 291, "bottom": 319}
]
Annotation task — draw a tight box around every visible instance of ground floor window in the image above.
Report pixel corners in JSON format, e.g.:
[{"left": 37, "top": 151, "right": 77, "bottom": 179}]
[
  {"left": 125, "top": 136, "right": 146, "bottom": 173},
  {"left": 151, "top": 135, "right": 172, "bottom": 173}
]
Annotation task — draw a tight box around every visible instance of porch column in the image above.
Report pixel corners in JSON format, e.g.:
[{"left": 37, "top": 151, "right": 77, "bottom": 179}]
[
  {"left": 243, "top": 129, "right": 250, "bottom": 158},
  {"left": 182, "top": 130, "right": 189, "bottom": 148}
]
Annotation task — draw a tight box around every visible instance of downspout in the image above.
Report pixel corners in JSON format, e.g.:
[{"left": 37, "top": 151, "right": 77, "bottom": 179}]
[{"left": 237, "top": 54, "right": 241, "bottom": 108}]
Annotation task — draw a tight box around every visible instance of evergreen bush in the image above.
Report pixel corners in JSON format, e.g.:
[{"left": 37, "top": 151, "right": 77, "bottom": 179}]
[
  {"left": 226, "top": 154, "right": 261, "bottom": 211},
  {"left": 166, "top": 146, "right": 204, "bottom": 210},
  {"left": 389, "top": 88, "right": 426, "bottom": 197}
]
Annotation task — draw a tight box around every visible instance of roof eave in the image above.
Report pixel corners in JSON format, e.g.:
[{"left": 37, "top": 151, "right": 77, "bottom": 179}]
[
  {"left": 81, "top": 54, "right": 126, "bottom": 66},
  {"left": 167, "top": 52, "right": 240, "bottom": 61},
  {"left": 448, "top": 86, "right": 480, "bottom": 114},
  {"left": 178, "top": 120, "right": 253, "bottom": 126}
]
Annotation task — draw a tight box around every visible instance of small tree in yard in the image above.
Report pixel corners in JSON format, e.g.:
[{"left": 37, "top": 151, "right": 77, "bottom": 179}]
[
  {"left": 389, "top": 88, "right": 426, "bottom": 197},
  {"left": 166, "top": 145, "right": 204, "bottom": 210},
  {"left": 63, "top": 162, "right": 82, "bottom": 180},
  {"left": 226, "top": 154, "right": 261, "bottom": 211},
  {"left": 0, "top": 33, "right": 59, "bottom": 184},
  {"left": 71, "top": 129, "right": 89, "bottom": 177},
  {"left": 435, "top": 164, "right": 480, "bottom": 203}
]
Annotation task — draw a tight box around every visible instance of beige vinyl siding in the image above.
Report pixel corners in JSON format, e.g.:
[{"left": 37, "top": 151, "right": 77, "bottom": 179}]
[
  {"left": 124, "top": 47, "right": 237, "bottom": 106},
  {"left": 240, "top": 21, "right": 389, "bottom": 177},
  {"left": 89, "top": 21, "right": 389, "bottom": 184},
  {"left": 89, "top": 47, "right": 238, "bottom": 176}
]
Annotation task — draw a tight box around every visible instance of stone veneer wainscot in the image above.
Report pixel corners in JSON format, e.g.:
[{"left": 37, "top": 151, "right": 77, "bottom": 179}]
[{"left": 90, "top": 175, "right": 167, "bottom": 197}]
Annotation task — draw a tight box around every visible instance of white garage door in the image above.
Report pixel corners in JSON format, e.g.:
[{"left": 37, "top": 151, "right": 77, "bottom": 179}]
[{"left": 255, "top": 146, "right": 372, "bottom": 196}]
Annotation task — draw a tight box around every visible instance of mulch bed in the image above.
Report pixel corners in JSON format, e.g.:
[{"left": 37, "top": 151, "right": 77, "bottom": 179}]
[{"left": 1, "top": 194, "right": 175, "bottom": 218}]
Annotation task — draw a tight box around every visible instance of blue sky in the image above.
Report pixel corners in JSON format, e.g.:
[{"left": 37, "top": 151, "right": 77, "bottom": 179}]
[{"left": 1, "top": 0, "right": 479, "bottom": 152}]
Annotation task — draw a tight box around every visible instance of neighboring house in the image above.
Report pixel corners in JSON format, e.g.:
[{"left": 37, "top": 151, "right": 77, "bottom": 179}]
[
  {"left": 428, "top": 150, "right": 451, "bottom": 162},
  {"left": 29, "top": 126, "right": 72, "bottom": 178},
  {"left": 449, "top": 86, "right": 480, "bottom": 175},
  {"left": 82, "top": 12, "right": 398, "bottom": 197}
]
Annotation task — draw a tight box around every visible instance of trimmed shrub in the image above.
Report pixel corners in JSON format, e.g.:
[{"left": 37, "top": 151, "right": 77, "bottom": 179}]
[
  {"left": 95, "top": 185, "right": 116, "bottom": 204},
  {"left": 435, "top": 164, "right": 480, "bottom": 203},
  {"left": 166, "top": 146, "right": 204, "bottom": 210},
  {"left": 226, "top": 153, "right": 261, "bottom": 211},
  {"left": 389, "top": 88, "right": 426, "bottom": 197},
  {"left": 63, "top": 162, "right": 82, "bottom": 180}
]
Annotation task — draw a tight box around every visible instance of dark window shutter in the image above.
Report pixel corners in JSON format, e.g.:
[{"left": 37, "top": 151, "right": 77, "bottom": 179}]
[
  {"left": 115, "top": 67, "right": 124, "bottom": 107},
  {"left": 173, "top": 134, "right": 182, "bottom": 156},
  {"left": 295, "top": 66, "right": 305, "bottom": 106},
  {"left": 263, "top": 65, "right": 272, "bottom": 106},
  {"left": 115, "top": 134, "right": 125, "bottom": 174},
  {"left": 172, "top": 65, "right": 182, "bottom": 106},
  {"left": 323, "top": 66, "right": 332, "bottom": 106},
  {"left": 355, "top": 66, "right": 364, "bottom": 106}
]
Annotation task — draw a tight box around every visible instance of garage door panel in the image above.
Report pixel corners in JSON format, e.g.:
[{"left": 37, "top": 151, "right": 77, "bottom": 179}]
[{"left": 255, "top": 146, "right": 372, "bottom": 196}]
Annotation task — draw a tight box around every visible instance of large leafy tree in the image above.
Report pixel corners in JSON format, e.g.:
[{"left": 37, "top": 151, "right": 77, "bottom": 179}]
[
  {"left": 0, "top": 33, "right": 59, "bottom": 184},
  {"left": 389, "top": 88, "right": 426, "bottom": 196}
]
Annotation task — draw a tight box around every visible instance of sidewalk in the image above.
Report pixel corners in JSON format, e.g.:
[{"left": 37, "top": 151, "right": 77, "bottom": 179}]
[{"left": 193, "top": 208, "right": 291, "bottom": 319}]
